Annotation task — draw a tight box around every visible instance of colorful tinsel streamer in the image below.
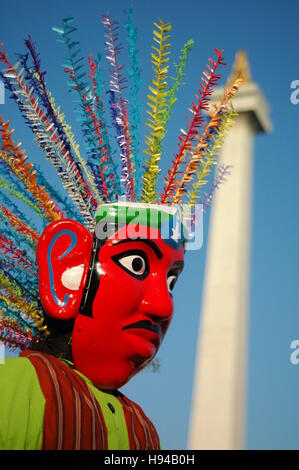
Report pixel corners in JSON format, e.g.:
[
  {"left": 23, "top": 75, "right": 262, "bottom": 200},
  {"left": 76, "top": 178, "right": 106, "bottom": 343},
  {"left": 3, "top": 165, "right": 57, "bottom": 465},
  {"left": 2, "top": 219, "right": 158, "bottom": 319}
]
[
  {"left": 0, "top": 316, "right": 37, "bottom": 350},
  {"left": 34, "top": 164, "right": 85, "bottom": 224},
  {"left": 0, "top": 116, "right": 63, "bottom": 222},
  {"left": 102, "top": 14, "right": 135, "bottom": 201},
  {"left": 142, "top": 20, "right": 172, "bottom": 204},
  {"left": 0, "top": 270, "right": 38, "bottom": 305},
  {"left": 0, "top": 270, "right": 47, "bottom": 335},
  {"left": 201, "top": 164, "right": 232, "bottom": 211},
  {"left": 53, "top": 18, "right": 113, "bottom": 204},
  {"left": 161, "top": 48, "right": 225, "bottom": 203},
  {"left": 0, "top": 48, "right": 95, "bottom": 229},
  {"left": 0, "top": 204, "right": 39, "bottom": 246},
  {"left": 0, "top": 297, "right": 39, "bottom": 334},
  {"left": 125, "top": 6, "right": 142, "bottom": 199},
  {"left": 0, "top": 15, "right": 242, "bottom": 352},
  {"left": 187, "top": 108, "right": 238, "bottom": 206},
  {"left": 0, "top": 256, "right": 39, "bottom": 300},
  {"left": 0, "top": 181, "right": 38, "bottom": 230},
  {"left": 0, "top": 212, "right": 37, "bottom": 253},
  {"left": 0, "top": 233, "right": 37, "bottom": 277},
  {"left": 164, "top": 39, "right": 194, "bottom": 128},
  {"left": 88, "top": 53, "right": 121, "bottom": 199},
  {"left": 0, "top": 208, "right": 37, "bottom": 252},
  {"left": 172, "top": 77, "right": 242, "bottom": 204},
  {"left": 21, "top": 37, "right": 101, "bottom": 212},
  {"left": 0, "top": 224, "right": 35, "bottom": 271},
  {"left": 0, "top": 258, "right": 39, "bottom": 301},
  {"left": 0, "top": 155, "right": 39, "bottom": 212},
  {"left": 186, "top": 163, "right": 232, "bottom": 230},
  {"left": 0, "top": 174, "right": 44, "bottom": 220},
  {"left": 24, "top": 37, "right": 92, "bottom": 206}
]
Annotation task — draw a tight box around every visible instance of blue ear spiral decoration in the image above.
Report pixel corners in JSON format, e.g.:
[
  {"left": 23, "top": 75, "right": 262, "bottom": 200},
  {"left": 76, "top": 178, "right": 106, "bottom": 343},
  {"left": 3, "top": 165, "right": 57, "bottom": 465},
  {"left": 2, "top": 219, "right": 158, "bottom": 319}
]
[{"left": 47, "top": 230, "right": 77, "bottom": 308}]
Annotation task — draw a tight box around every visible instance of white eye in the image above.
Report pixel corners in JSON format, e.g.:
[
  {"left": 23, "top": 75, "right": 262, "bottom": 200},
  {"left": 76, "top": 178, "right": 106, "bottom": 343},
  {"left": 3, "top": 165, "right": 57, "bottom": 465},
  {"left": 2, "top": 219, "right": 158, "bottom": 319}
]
[
  {"left": 116, "top": 254, "right": 148, "bottom": 278},
  {"left": 167, "top": 274, "right": 178, "bottom": 294}
]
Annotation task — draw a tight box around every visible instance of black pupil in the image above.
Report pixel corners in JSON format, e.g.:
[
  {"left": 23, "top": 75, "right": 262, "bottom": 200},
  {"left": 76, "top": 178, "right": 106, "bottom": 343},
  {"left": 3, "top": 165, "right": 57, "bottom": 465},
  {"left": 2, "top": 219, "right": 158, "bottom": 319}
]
[{"left": 132, "top": 257, "right": 143, "bottom": 272}]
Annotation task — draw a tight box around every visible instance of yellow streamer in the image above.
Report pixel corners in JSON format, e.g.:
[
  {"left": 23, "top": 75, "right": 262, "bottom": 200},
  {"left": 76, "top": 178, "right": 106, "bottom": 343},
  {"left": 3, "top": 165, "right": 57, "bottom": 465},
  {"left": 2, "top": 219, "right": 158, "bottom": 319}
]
[
  {"left": 141, "top": 19, "right": 172, "bottom": 203},
  {"left": 172, "top": 78, "right": 242, "bottom": 205},
  {"left": 187, "top": 108, "right": 238, "bottom": 206},
  {"left": 0, "top": 273, "right": 48, "bottom": 335}
]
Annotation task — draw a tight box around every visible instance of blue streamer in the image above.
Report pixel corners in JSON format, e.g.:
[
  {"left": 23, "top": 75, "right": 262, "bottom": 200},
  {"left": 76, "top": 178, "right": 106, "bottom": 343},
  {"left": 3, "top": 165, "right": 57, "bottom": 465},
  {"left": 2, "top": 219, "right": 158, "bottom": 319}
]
[
  {"left": 53, "top": 18, "right": 120, "bottom": 202},
  {"left": 18, "top": 43, "right": 94, "bottom": 208},
  {"left": 125, "top": 5, "right": 142, "bottom": 198},
  {"left": 0, "top": 180, "right": 39, "bottom": 231},
  {"left": 0, "top": 260, "right": 40, "bottom": 303},
  {"left": 93, "top": 54, "right": 121, "bottom": 198}
]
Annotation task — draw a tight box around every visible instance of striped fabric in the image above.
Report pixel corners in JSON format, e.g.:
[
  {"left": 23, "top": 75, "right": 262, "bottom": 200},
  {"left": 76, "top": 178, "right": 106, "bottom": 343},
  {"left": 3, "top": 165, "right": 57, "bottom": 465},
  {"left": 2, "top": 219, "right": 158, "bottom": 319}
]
[
  {"left": 20, "top": 350, "right": 160, "bottom": 450},
  {"left": 118, "top": 393, "right": 161, "bottom": 450}
]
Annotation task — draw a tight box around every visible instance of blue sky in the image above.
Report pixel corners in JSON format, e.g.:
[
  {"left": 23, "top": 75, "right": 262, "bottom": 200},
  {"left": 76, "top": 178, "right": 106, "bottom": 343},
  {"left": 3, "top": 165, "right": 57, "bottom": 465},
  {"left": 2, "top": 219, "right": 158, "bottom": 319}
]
[{"left": 1, "top": 0, "right": 299, "bottom": 449}]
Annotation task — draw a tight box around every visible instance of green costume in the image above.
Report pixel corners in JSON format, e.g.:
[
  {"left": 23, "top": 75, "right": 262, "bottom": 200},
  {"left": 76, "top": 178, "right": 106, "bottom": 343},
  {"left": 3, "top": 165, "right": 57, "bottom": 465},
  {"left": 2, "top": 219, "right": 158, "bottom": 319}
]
[{"left": 0, "top": 351, "right": 160, "bottom": 450}]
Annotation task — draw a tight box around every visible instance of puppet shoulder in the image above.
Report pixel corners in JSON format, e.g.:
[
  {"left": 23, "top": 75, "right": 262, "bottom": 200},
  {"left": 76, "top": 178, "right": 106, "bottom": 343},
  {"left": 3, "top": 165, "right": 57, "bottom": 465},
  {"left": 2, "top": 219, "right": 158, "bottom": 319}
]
[{"left": 0, "top": 357, "right": 45, "bottom": 450}]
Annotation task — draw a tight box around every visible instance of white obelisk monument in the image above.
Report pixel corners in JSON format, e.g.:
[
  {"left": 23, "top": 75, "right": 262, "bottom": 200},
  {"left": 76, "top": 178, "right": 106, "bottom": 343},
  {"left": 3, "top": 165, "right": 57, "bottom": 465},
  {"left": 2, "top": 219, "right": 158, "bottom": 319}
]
[{"left": 188, "top": 51, "right": 272, "bottom": 450}]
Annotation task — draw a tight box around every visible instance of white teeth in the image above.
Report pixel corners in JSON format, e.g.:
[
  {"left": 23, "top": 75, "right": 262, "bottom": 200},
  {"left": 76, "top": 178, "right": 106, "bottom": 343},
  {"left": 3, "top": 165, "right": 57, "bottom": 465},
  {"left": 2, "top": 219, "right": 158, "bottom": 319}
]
[{"left": 61, "top": 265, "right": 84, "bottom": 291}]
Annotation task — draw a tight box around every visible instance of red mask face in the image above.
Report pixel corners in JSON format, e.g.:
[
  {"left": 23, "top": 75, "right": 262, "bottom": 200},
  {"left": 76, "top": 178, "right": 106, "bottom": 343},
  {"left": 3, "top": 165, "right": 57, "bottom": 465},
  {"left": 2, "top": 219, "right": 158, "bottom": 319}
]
[
  {"left": 72, "top": 225, "right": 184, "bottom": 389},
  {"left": 37, "top": 217, "right": 184, "bottom": 390}
]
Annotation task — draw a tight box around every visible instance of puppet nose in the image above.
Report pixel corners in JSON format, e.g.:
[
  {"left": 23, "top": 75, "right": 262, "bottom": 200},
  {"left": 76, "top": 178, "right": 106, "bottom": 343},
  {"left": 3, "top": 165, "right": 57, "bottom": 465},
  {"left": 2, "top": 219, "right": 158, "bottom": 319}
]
[{"left": 140, "top": 274, "right": 173, "bottom": 322}]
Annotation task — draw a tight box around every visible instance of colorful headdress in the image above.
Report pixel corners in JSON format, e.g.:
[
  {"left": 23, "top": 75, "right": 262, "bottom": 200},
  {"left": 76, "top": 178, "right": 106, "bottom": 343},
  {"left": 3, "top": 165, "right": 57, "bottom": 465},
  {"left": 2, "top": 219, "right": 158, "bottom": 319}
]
[{"left": 0, "top": 9, "right": 241, "bottom": 350}]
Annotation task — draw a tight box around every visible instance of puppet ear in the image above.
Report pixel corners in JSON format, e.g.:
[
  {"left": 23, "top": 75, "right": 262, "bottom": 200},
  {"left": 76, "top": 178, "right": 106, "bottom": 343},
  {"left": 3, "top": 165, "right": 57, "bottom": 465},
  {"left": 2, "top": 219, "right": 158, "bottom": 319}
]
[{"left": 37, "top": 219, "right": 93, "bottom": 320}]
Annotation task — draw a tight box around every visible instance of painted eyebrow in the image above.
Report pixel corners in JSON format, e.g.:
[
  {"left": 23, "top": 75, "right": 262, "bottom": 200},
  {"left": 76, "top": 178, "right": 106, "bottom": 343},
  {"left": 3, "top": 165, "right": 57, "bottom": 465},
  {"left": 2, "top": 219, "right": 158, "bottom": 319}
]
[
  {"left": 171, "top": 260, "right": 184, "bottom": 270},
  {"left": 113, "top": 238, "right": 163, "bottom": 259},
  {"left": 169, "top": 260, "right": 184, "bottom": 274}
]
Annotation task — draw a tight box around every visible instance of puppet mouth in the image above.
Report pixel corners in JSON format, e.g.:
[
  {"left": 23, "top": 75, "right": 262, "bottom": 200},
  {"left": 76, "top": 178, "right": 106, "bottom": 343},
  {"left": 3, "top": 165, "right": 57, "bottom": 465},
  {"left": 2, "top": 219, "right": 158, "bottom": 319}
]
[{"left": 122, "top": 320, "right": 161, "bottom": 337}]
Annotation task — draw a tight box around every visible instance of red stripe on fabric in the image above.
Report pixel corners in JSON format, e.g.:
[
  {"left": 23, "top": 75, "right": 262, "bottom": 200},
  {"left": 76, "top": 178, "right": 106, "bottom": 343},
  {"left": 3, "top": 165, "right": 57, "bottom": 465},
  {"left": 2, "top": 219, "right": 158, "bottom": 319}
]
[
  {"left": 21, "top": 350, "right": 108, "bottom": 449},
  {"left": 131, "top": 401, "right": 153, "bottom": 449},
  {"left": 21, "top": 351, "right": 158, "bottom": 449},
  {"left": 116, "top": 394, "right": 139, "bottom": 449},
  {"left": 64, "top": 366, "right": 108, "bottom": 450},
  {"left": 133, "top": 403, "right": 150, "bottom": 449},
  {"left": 20, "top": 351, "right": 60, "bottom": 449},
  {"left": 56, "top": 365, "right": 89, "bottom": 450},
  {"left": 86, "top": 386, "right": 108, "bottom": 449},
  {"left": 39, "top": 354, "right": 76, "bottom": 449},
  {"left": 46, "top": 355, "right": 108, "bottom": 449},
  {"left": 147, "top": 419, "right": 161, "bottom": 449},
  {"left": 116, "top": 393, "right": 161, "bottom": 450},
  {"left": 73, "top": 387, "right": 82, "bottom": 450},
  {"left": 132, "top": 401, "right": 160, "bottom": 450},
  {"left": 82, "top": 393, "right": 97, "bottom": 450}
]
